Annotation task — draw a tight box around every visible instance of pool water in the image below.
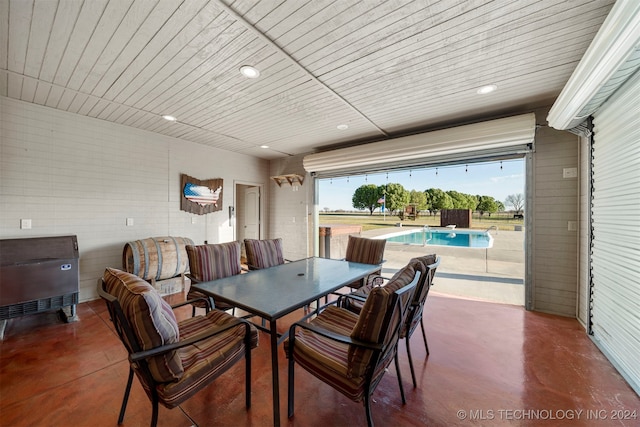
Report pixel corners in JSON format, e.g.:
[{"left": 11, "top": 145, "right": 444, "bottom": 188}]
[{"left": 379, "top": 228, "right": 493, "bottom": 248}]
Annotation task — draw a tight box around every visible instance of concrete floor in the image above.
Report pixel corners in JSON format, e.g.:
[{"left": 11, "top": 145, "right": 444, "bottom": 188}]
[
  {"left": 1, "top": 290, "right": 639, "bottom": 426},
  {"left": 364, "top": 226, "right": 526, "bottom": 306},
  {"left": 3, "top": 232, "right": 638, "bottom": 426}
]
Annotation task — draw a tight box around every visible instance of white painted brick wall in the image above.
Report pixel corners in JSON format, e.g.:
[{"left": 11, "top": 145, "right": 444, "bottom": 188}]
[
  {"left": 269, "top": 155, "right": 312, "bottom": 260},
  {"left": 1, "top": 97, "right": 269, "bottom": 301}
]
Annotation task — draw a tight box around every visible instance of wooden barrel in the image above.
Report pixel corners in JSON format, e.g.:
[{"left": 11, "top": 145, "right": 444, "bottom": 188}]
[{"left": 122, "top": 237, "right": 194, "bottom": 281}]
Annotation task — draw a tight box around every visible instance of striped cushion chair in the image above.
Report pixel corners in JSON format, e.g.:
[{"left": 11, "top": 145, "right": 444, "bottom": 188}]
[
  {"left": 185, "top": 241, "right": 243, "bottom": 315},
  {"left": 340, "top": 255, "right": 439, "bottom": 388},
  {"left": 244, "top": 238, "right": 285, "bottom": 270},
  {"left": 98, "top": 268, "right": 257, "bottom": 427},
  {"left": 343, "top": 235, "right": 386, "bottom": 290},
  {"left": 400, "top": 255, "right": 440, "bottom": 387},
  {"left": 286, "top": 263, "right": 420, "bottom": 427}
]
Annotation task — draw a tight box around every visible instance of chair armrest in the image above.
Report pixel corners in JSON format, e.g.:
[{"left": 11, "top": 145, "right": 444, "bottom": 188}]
[
  {"left": 336, "top": 293, "right": 367, "bottom": 308},
  {"left": 289, "top": 320, "right": 383, "bottom": 351},
  {"left": 130, "top": 317, "right": 251, "bottom": 362},
  {"left": 170, "top": 297, "right": 212, "bottom": 311},
  {"left": 293, "top": 298, "right": 342, "bottom": 324}
]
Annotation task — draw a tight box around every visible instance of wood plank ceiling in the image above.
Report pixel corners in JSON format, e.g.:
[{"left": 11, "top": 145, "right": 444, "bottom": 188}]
[{"left": 0, "top": 0, "right": 615, "bottom": 160}]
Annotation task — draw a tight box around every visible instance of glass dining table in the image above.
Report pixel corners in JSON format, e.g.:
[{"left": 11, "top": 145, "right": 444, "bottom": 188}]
[{"left": 191, "top": 256, "right": 381, "bottom": 427}]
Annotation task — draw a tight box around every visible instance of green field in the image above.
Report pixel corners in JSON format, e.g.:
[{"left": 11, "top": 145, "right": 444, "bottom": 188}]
[{"left": 319, "top": 212, "right": 524, "bottom": 231}]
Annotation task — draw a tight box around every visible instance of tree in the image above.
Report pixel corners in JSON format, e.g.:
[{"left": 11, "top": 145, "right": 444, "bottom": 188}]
[
  {"left": 505, "top": 193, "right": 525, "bottom": 214},
  {"left": 352, "top": 184, "right": 381, "bottom": 215},
  {"left": 468, "top": 194, "right": 480, "bottom": 210},
  {"left": 477, "top": 195, "right": 499, "bottom": 218},
  {"left": 379, "top": 183, "right": 410, "bottom": 216},
  {"left": 447, "top": 190, "right": 478, "bottom": 210},
  {"left": 409, "top": 190, "right": 428, "bottom": 212},
  {"left": 425, "top": 188, "right": 453, "bottom": 215},
  {"left": 447, "top": 190, "right": 467, "bottom": 209}
]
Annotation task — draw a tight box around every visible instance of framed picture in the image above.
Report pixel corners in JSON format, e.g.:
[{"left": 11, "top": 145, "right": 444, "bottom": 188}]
[{"left": 180, "top": 173, "right": 223, "bottom": 215}]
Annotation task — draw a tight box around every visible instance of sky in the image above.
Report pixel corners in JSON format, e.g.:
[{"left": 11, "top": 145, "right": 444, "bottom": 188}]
[{"left": 317, "top": 159, "right": 525, "bottom": 211}]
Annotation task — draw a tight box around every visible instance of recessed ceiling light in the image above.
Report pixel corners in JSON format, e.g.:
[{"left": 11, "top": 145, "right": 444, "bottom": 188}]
[
  {"left": 477, "top": 85, "right": 497, "bottom": 94},
  {"left": 162, "top": 114, "right": 177, "bottom": 122},
  {"left": 240, "top": 65, "right": 260, "bottom": 79},
  {"left": 260, "top": 145, "right": 269, "bottom": 149},
  {"left": 337, "top": 124, "right": 349, "bottom": 130}
]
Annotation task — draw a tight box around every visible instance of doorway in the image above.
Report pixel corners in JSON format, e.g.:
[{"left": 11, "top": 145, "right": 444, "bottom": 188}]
[
  {"left": 235, "top": 183, "right": 262, "bottom": 243},
  {"left": 316, "top": 159, "right": 527, "bottom": 306}
]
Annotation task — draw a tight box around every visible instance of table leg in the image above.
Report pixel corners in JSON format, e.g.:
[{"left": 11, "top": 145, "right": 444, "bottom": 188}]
[{"left": 270, "top": 318, "right": 281, "bottom": 427}]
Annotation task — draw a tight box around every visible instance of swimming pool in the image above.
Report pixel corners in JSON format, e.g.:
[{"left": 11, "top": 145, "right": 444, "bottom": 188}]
[{"left": 378, "top": 228, "right": 493, "bottom": 248}]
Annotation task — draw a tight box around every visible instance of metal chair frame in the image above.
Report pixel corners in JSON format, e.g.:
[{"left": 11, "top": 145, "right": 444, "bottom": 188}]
[
  {"left": 287, "top": 270, "right": 419, "bottom": 427},
  {"left": 98, "top": 280, "right": 253, "bottom": 427}
]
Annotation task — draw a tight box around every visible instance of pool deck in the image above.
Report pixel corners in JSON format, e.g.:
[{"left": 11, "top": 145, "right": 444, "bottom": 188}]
[{"left": 363, "top": 226, "right": 525, "bottom": 306}]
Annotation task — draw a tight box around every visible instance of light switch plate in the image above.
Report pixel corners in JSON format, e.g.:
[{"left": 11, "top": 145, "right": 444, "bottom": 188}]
[{"left": 126, "top": 218, "right": 134, "bottom": 226}]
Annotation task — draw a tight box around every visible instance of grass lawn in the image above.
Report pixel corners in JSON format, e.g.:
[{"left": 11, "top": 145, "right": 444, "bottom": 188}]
[{"left": 319, "top": 212, "right": 524, "bottom": 231}]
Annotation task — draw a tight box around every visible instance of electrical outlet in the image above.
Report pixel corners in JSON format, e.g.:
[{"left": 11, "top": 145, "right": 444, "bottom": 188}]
[
  {"left": 126, "top": 218, "right": 134, "bottom": 226},
  {"left": 568, "top": 221, "right": 577, "bottom": 231},
  {"left": 563, "top": 167, "right": 577, "bottom": 178},
  {"left": 20, "top": 219, "right": 32, "bottom": 229}
]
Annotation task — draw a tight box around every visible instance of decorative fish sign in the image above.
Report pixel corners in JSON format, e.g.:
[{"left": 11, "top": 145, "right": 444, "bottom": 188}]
[{"left": 183, "top": 183, "right": 222, "bottom": 207}]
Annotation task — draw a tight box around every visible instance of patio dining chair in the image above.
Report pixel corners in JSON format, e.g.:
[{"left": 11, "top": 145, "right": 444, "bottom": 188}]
[
  {"left": 185, "top": 241, "right": 243, "bottom": 316},
  {"left": 286, "top": 262, "right": 420, "bottom": 427},
  {"left": 243, "top": 237, "right": 315, "bottom": 316},
  {"left": 243, "top": 238, "right": 287, "bottom": 270},
  {"left": 98, "top": 267, "right": 258, "bottom": 427},
  {"left": 343, "top": 235, "right": 387, "bottom": 290},
  {"left": 401, "top": 255, "right": 440, "bottom": 386},
  {"left": 339, "top": 255, "right": 441, "bottom": 387}
]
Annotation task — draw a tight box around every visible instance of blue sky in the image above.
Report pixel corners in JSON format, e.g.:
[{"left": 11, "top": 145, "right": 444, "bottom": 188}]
[{"left": 318, "top": 159, "right": 524, "bottom": 211}]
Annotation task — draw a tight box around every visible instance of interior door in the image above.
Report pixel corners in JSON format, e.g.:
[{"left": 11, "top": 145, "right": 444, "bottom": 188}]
[{"left": 244, "top": 186, "right": 260, "bottom": 240}]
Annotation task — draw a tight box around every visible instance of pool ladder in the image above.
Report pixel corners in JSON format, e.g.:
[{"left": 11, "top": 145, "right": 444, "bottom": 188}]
[
  {"left": 485, "top": 225, "right": 498, "bottom": 235},
  {"left": 422, "top": 225, "right": 431, "bottom": 246}
]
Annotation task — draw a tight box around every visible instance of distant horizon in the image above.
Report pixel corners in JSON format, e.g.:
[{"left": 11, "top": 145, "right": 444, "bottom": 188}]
[{"left": 318, "top": 159, "right": 525, "bottom": 211}]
